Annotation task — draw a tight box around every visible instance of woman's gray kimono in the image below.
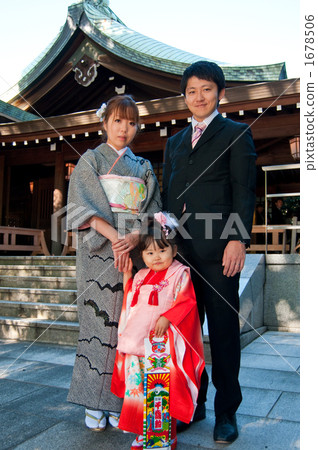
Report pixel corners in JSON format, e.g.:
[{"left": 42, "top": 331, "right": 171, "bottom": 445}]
[{"left": 66, "top": 143, "right": 161, "bottom": 411}]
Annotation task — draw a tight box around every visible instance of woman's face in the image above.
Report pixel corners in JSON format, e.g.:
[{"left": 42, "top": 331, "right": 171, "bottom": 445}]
[{"left": 104, "top": 112, "right": 138, "bottom": 150}]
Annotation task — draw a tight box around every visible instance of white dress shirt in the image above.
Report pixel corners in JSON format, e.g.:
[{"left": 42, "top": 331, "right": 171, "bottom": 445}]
[{"left": 191, "top": 109, "right": 219, "bottom": 134}]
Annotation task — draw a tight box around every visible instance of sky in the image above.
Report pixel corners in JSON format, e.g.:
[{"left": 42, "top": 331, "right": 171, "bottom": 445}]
[{"left": 0, "top": 0, "right": 302, "bottom": 99}]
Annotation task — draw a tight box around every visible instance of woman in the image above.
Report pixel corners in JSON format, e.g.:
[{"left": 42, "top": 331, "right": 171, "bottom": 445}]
[{"left": 66, "top": 95, "right": 161, "bottom": 431}]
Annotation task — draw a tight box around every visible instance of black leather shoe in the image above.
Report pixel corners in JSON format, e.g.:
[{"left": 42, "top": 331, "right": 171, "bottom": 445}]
[
  {"left": 213, "top": 413, "right": 238, "bottom": 443},
  {"left": 176, "top": 403, "right": 206, "bottom": 432}
]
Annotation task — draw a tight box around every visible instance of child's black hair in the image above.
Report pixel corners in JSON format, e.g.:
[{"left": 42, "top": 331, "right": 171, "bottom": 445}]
[{"left": 138, "top": 215, "right": 177, "bottom": 253}]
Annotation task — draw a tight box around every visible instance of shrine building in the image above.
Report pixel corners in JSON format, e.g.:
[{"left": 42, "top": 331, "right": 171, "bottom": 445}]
[{"left": 0, "top": 0, "right": 300, "bottom": 252}]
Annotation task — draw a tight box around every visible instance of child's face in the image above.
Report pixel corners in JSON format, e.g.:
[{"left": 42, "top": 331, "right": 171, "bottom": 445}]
[
  {"left": 142, "top": 241, "right": 177, "bottom": 272},
  {"left": 104, "top": 112, "right": 138, "bottom": 150}
]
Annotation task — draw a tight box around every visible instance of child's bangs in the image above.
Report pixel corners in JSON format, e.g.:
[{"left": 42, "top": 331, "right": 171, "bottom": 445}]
[{"left": 139, "top": 234, "right": 169, "bottom": 252}]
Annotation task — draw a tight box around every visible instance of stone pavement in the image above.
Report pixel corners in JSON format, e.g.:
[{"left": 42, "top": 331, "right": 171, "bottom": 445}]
[{"left": 0, "top": 331, "right": 300, "bottom": 449}]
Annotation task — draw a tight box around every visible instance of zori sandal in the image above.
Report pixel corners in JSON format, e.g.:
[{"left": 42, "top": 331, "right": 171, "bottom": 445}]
[
  {"left": 171, "top": 437, "right": 177, "bottom": 449},
  {"left": 108, "top": 411, "right": 120, "bottom": 428},
  {"left": 85, "top": 409, "right": 106, "bottom": 432},
  {"left": 131, "top": 435, "right": 143, "bottom": 449}
]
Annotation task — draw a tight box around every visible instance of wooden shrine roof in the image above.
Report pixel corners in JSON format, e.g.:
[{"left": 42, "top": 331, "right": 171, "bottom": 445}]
[{"left": 3, "top": 0, "right": 287, "bottom": 117}]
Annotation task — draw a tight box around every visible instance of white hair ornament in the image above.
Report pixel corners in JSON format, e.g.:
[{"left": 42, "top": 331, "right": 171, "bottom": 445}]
[
  {"left": 96, "top": 103, "right": 107, "bottom": 121},
  {"left": 154, "top": 212, "right": 178, "bottom": 237}
]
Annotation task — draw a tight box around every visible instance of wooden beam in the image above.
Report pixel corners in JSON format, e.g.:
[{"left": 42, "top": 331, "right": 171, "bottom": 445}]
[
  {"left": 0, "top": 109, "right": 101, "bottom": 139},
  {"left": 1, "top": 110, "right": 300, "bottom": 165},
  {"left": 134, "top": 131, "right": 167, "bottom": 152},
  {"left": 247, "top": 114, "right": 300, "bottom": 139},
  {"left": 221, "top": 78, "right": 300, "bottom": 108},
  {"left": 255, "top": 138, "right": 285, "bottom": 153},
  {"left": 13, "top": 63, "right": 73, "bottom": 111},
  {"left": 98, "top": 53, "right": 181, "bottom": 93},
  {"left": 0, "top": 79, "right": 300, "bottom": 143}
]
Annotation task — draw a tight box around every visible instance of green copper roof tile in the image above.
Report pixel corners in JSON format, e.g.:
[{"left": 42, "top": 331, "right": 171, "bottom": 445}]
[{"left": 0, "top": 99, "right": 38, "bottom": 122}]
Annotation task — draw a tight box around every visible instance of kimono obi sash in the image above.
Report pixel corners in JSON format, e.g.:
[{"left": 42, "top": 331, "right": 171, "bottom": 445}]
[
  {"left": 99, "top": 174, "right": 147, "bottom": 214},
  {"left": 117, "top": 260, "right": 188, "bottom": 356}
]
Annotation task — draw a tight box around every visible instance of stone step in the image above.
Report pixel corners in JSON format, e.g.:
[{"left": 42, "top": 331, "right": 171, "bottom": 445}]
[
  {"left": 0, "top": 300, "right": 78, "bottom": 322},
  {"left": 0, "top": 264, "right": 76, "bottom": 277},
  {"left": 0, "top": 256, "right": 76, "bottom": 266},
  {"left": 0, "top": 316, "right": 79, "bottom": 345},
  {"left": 0, "top": 275, "right": 76, "bottom": 290},
  {"left": 0, "top": 286, "right": 77, "bottom": 304},
  {"left": 0, "top": 256, "right": 79, "bottom": 345}
]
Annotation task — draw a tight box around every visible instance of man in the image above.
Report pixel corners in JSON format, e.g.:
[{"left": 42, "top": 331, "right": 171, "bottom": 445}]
[
  {"left": 162, "top": 61, "right": 256, "bottom": 443},
  {"left": 271, "top": 198, "right": 286, "bottom": 224}
]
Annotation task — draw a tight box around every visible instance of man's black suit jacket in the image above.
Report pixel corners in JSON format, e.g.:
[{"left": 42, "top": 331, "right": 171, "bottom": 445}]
[{"left": 162, "top": 114, "right": 257, "bottom": 262}]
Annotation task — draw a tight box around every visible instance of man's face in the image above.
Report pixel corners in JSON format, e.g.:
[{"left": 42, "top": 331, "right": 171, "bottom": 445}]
[
  {"left": 276, "top": 200, "right": 283, "bottom": 209},
  {"left": 184, "top": 76, "right": 225, "bottom": 122}
]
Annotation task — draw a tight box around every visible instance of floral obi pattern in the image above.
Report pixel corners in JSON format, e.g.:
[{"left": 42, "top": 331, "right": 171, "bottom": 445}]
[{"left": 99, "top": 174, "right": 147, "bottom": 214}]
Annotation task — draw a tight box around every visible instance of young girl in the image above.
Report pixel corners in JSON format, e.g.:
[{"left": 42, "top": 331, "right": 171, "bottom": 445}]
[
  {"left": 111, "top": 213, "right": 205, "bottom": 449},
  {"left": 66, "top": 95, "right": 161, "bottom": 431}
]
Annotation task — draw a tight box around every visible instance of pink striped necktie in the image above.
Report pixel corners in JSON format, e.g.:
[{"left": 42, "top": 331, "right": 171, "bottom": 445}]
[{"left": 192, "top": 122, "right": 207, "bottom": 148}]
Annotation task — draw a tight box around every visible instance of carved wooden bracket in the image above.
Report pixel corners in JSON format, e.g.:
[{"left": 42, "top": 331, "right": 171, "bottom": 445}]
[{"left": 73, "top": 54, "right": 100, "bottom": 87}]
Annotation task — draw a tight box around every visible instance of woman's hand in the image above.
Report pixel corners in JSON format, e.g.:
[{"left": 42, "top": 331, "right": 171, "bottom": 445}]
[
  {"left": 88, "top": 217, "right": 138, "bottom": 272},
  {"left": 154, "top": 316, "right": 170, "bottom": 337},
  {"left": 112, "top": 231, "right": 139, "bottom": 270},
  {"left": 112, "top": 231, "right": 140, "bottom": 254}
]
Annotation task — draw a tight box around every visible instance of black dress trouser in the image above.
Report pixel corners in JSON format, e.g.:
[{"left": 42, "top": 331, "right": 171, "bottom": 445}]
[{"left": 177, "top": 246, "right": 242, "bottom": 418}]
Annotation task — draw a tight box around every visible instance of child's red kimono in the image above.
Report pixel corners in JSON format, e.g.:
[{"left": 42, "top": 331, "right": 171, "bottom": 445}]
[{"left": 111, "top": 259, "right": 205, "bottom": 435}]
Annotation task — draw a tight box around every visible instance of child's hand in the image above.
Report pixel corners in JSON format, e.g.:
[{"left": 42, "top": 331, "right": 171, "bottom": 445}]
[
  {"left": 115, "top": 251, "right": 130, "bottom": 272},
  {"left": 123, "top": 258, "right": 133, "bottom": 289},
  {"left": 154, "top": 316, "right": 170, "bottom": 337},
  {"left": 125, "top": 257, "right": 133, "bottom": 274}
]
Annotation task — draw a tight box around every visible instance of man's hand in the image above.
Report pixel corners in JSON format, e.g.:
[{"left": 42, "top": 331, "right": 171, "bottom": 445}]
[{"left": 222, "top": 241, "right": 246, "bottom": 277}]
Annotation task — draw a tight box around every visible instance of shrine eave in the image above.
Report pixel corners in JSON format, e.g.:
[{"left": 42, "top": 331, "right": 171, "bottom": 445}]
[
  {"left": 0, "top": 78, "right": 300, "bottom": 144},
  {"left": 4, "top": 0, "right": 287, "bottom": 106}
]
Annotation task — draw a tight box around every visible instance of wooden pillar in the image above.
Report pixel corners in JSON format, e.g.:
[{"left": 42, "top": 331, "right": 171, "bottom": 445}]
[
  {"left": 4, "top": 165, "right": 11, "bottom": 226},
  {"left": 51, "top": 148, "right": 65, "bottom": 255},
  {"left": 0, "top": 155, "right": 4, "bottom": 225}
]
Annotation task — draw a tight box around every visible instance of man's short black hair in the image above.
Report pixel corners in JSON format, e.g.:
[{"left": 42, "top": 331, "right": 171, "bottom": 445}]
[{"left": 181, "top": 61, "right": 226, "bottom": 95}]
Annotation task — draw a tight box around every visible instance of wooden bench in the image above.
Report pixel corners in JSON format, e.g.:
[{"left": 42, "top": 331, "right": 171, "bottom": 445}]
[
  {"left": 61, "top": 231, "right": 77, "bottom": 256},
  {"left": 247, "top": 225, "right": 289, "bottom": 253},
  {"left": 0, "top": 226, "right": 50, "bottom": 255}
]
